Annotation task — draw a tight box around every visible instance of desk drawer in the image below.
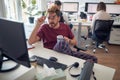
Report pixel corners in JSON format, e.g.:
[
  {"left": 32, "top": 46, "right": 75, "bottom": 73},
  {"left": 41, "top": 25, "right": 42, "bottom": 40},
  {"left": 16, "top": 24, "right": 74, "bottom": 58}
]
[{"left": 109, "top": 28, "right": 120, "bottom": 45}]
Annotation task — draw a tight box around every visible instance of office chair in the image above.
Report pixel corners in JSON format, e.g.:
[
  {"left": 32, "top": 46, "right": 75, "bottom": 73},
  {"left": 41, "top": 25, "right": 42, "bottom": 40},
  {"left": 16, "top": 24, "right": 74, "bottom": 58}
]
[{"left": 92, "top": 20, "right": 114, "bottom": 53}]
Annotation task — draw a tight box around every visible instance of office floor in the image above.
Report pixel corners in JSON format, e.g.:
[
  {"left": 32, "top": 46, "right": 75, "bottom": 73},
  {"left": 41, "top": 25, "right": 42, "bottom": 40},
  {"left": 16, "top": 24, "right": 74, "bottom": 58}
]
[
  {"left": 83, "top": 43, "right": 120, "bottom": 80},
  {"left": 72, "top": 26, "right": 120, "bottom": 80}
]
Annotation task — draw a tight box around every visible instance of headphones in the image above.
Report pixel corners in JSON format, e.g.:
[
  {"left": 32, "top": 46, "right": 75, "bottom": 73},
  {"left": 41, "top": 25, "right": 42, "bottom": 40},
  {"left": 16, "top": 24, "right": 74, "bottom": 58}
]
[{"left": 68, "top": 62, "right": 80, "bottom": 77}]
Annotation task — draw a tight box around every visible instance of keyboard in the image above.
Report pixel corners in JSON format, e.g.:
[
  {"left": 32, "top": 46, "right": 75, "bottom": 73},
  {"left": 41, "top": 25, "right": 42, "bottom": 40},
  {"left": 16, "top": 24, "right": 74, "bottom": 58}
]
[{"left": 31, "top": 55, "right": 67, "bottom": 70}]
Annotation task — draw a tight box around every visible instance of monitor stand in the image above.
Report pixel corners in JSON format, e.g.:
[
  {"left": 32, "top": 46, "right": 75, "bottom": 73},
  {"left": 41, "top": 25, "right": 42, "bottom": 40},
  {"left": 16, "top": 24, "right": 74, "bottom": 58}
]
[{"left": 0, "top": 50, "right": 20, "bottom": 72}]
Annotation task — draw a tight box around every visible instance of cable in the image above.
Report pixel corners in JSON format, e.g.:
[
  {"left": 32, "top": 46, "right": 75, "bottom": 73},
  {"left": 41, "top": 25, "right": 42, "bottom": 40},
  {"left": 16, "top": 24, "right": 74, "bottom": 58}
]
[{"left": 68, "top": 62, "right": 80, "bottom": 77}]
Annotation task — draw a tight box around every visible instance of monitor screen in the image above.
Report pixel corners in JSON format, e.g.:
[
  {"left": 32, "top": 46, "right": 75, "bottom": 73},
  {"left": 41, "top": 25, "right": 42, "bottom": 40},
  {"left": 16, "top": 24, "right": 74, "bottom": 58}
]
[
  {"left": 85, "top": 3, "right": 120, "bottom": 15},
  {"left": 62, "top": 2, "right": 79, "bottom": 12},
  {"left": 0, "top": 18, "right": 31, "bottom": 72}
]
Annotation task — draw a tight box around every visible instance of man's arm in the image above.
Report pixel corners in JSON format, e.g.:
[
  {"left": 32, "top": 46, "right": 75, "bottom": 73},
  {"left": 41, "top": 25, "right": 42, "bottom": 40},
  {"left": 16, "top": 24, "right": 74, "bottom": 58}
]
[
  {"left": 28, "top": 16, "right": 46, "bottom": 45},
  {"left": 64, "top": 36, "right": 77, "bottom": 46}
]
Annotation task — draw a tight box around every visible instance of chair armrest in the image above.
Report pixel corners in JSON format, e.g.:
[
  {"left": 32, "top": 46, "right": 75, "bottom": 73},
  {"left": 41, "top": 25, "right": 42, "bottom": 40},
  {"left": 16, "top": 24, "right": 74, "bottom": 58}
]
[{"left": 73, "top": 45, "right": 87, "bottom": 51}]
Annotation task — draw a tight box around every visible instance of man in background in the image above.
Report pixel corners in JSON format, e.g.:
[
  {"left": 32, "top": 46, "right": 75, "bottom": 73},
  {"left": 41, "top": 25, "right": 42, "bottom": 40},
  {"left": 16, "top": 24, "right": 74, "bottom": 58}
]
[{"left": 54, "top": 0, "right": 73, "bottom": 29}]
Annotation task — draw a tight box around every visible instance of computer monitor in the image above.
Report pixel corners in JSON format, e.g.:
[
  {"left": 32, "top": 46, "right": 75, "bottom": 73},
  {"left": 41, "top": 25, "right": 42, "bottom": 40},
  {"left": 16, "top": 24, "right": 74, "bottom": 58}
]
[
  {"left": 85, "top": 3, "right": 120, "bottom": 15},
  {"left": 0, "top": 18, "right": 31, "bottom": 72},
  {"left": 62, "top": 2, "right": 79, "bottom": 13}
]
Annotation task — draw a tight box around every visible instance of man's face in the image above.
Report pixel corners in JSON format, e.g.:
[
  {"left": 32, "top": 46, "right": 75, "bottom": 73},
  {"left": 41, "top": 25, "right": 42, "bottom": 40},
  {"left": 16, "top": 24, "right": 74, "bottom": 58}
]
[
  {"left": 57, "top": 5, "right": 61, "bottom": 10},
  {"left": 47, "top": 13, "right": 60, "bottom": 28}
]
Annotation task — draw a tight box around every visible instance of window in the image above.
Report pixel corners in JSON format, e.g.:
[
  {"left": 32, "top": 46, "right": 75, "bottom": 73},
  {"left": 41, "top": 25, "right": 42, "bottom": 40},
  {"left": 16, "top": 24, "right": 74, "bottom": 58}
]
[
  {"left": 4, "top": 0, "right": 22, "bottom": 20},
  {"left": 4, "top": 0, "right": 49, "bottom": 22},
  {"left": 21, "top": 0, "right": 48, "bottom": 22}
]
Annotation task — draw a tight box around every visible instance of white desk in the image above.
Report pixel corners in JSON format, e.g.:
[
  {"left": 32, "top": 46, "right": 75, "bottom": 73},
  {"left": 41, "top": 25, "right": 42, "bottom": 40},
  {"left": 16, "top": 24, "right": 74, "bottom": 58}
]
[
  {"left": 23, "top": 21, "right": 120, "bottom": 46},
  {"left": 28, "top": 42, "right": 115, "bottom": 80},
  {"left": 69, "top": 20, "right": 120, "bottom": 47},
  {"left": 0, "top": 65, "right": 36, "bottom": 80},
  {"left": 0, "top": 42, "right": 115, "bottom": 80},
  {"left": 109, "top": 24, "right": 120, "bottom": 45},
  {"left": 69, "top": 21, "right": 92, "bottom": 48}
]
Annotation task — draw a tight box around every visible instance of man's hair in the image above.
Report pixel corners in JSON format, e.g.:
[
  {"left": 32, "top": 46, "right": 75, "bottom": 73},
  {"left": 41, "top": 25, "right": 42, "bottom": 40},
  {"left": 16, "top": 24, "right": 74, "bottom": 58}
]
[
  {"left": 97, "top": 2, "right": 106, "bottom": 11},
  {"left": 47, "top": 5, "right": 61, "bottom": 16},
  {"left": 54, "top": 0, "right": 62, "bottom": 6}
]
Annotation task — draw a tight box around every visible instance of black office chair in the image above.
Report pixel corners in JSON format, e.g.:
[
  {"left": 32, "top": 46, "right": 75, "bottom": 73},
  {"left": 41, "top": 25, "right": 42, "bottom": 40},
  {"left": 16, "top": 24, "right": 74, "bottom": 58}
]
[{"left": 92, "top": 20, "right": 114, "bottom": 53}]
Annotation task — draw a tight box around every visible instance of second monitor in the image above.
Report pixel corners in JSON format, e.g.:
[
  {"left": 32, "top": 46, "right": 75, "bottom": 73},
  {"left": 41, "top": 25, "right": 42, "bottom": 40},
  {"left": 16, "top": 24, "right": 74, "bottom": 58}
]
[
  {"left": 62, "top": 2, "right": 79, "bottom": 13},
  {"left": 85, "top": 3, "right": 120, "bottom": 15}
]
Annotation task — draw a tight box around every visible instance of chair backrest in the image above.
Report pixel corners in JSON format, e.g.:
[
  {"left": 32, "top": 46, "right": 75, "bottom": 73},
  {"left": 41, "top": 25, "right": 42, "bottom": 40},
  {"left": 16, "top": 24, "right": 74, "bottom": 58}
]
[{"left": 93, "top": 20, "right": 114, "bottom": 41}]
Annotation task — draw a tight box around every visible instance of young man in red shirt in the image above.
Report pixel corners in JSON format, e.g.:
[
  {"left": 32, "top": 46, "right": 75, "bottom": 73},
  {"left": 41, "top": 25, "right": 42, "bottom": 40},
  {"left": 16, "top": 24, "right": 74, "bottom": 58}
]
[{"left": 28, "top": 5, "right": 77, "bottom": 49}]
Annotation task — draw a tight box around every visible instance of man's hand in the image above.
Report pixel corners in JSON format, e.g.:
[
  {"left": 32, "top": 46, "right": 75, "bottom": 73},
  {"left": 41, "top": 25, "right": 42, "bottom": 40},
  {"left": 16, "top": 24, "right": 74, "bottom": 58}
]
[
  {"left": 64, "top": 36, "right": 70, "bottom": 43},
  {"left": 28, "top": 16, "right": 46, "bottom": 45},
  {"left": 64, "top": 36, "right": 77, "bottom": 46},
  {"left": 36, "top": 16, "right": 46, "bottom": 27}
]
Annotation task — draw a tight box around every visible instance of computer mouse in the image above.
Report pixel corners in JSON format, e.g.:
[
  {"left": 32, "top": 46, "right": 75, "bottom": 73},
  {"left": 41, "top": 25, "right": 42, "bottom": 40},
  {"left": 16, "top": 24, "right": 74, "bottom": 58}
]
[
  {"left": 49, "top": 57, "right": 58, "bottom": 62},
  {"left": 29, "top": 55, "right": 37, "bottom": 62}
]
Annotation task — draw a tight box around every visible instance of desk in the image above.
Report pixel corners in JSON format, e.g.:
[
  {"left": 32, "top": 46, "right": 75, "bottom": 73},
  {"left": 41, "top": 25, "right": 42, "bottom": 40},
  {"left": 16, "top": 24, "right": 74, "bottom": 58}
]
[
  {"left": 0, "top": 65, "right": 36, "bottom": 80},
  {"left": 69, "top": 21, "right": 91, "bottom": 48},
  {"left": 70, "top": 20, "right": 120, "bottom": 47},
  {"left": 109, "top": 24, "right": 120, "bottom": 45},
  {"left": 29, "top": 42, "right": 115, "bottom": 80},
  {"left": 78, "top": 22, "right": 91, "bottom": 48}
]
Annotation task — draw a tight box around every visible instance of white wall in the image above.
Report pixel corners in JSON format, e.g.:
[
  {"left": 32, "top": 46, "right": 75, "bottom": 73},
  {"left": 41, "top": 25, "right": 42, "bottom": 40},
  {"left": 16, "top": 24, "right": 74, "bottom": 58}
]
[
  {"left": 61, "top": 0, "right": 115, "bottom": 3},
  {"left": 39, "top": 0, "right": 48, "bottom": 11},
  {"left": 0, "top": 0, "right": 6, "bottom": 17}
]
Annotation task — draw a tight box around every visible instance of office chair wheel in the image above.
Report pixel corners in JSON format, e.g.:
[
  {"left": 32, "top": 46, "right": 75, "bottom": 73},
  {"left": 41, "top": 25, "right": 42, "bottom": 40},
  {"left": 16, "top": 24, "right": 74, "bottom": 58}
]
[
  {"left": 105, "top": 48, "right": 108, "bottom": 53},
  {"left": 85, "top": 45, "right": 89, "bottom": 49},
  {"left": 93, "top": 49, "right": 96, "bottom": 53}
]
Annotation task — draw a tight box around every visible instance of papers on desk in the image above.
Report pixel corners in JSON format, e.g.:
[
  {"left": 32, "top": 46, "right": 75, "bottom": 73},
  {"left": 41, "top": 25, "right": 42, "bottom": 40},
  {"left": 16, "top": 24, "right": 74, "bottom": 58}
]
[
  {"left": 38, "top": 64, "right": 57, "bottom": 78},
  {"left": 36, "top": 68, "right": 66, "bottom": 80},
  {"left": 26, "top": 41, "right": 35, "bottom": 49},
  {"left": 36, "top": 64, "right": 66, "bottom": 80}
]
